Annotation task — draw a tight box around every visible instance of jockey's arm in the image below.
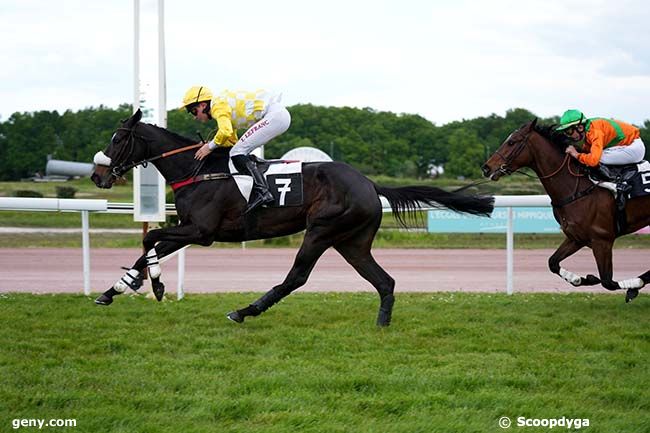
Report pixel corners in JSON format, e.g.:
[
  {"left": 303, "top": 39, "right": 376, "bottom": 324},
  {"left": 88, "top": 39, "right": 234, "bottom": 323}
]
[
  {"left": 577, "top": 130, "right": 606, "bottom": 167},
  {"left": 211, "top": 99, "right": 236, "bottom": 149}
]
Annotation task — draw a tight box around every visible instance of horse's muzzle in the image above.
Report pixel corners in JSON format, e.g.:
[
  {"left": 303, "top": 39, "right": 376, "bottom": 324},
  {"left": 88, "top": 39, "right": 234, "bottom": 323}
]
[
  {"left": 91, "top": 166, "right": 115, "bottom": 189},
  {"left": 481, "top": 163, "right": 504, "bottom": 181}
]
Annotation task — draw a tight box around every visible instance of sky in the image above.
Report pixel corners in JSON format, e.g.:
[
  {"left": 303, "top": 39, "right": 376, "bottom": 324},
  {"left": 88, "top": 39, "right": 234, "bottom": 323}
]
[{"left": 1, "top": 0, "right": 649, "bottom": 126}]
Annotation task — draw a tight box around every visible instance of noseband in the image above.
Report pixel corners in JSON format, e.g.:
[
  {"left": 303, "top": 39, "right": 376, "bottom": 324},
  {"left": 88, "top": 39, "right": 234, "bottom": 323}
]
[
  {"left": 491, "top": 132, "right": 530, "bottom": 177},
  {"left": 109, "top": 126, "right": 144, "bottom": 178}
]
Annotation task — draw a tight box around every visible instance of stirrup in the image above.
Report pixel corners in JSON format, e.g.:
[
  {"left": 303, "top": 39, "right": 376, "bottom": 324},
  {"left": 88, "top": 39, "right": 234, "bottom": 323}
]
[{"left": 244, "top": 190, "right": 274, "bottom": 214}]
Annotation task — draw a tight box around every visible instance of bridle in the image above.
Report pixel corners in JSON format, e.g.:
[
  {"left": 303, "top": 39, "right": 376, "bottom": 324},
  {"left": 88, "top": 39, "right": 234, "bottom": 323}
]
[
  {"left": 492, "top": 130, "right": 583, "bottom": 180},
  {"left": 491, "top": 131, "right": 531, "bottom": 177},
  {"left": 491, "top": 128, "right": 594, "bottom": 208},
  {"left": 108, "top": 126, "right": 142, "bottom": 178},
  {"left": 105, "top": 124, "right": 203, "bottom": 181}
]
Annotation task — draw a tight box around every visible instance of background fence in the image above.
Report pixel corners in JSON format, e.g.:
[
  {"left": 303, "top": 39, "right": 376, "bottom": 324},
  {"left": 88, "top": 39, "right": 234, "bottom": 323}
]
[{"left": 1, "top": 195, "right": 561, "bottom": 297}]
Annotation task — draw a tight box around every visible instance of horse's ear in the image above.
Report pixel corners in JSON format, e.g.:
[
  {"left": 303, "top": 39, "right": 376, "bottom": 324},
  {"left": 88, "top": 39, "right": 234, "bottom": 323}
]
[
  {"left": 125, "top": 109, "right": 143, "bottom": 127},
  {"left": 530, "top": 118, "right": 538, "bottom": 130}
]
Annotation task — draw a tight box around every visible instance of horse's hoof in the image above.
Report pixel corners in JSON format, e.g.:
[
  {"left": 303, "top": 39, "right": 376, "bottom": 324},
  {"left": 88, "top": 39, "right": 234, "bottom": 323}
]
[
  {"left": 376, "top": 314, "right": 391, "bottom": 327},
  {"left": 152, "top": 280, "right": 165, "bottom": 302},
  {"left": 95, "top": 294, "right": 113, "bottom": 306},
  {"left": 584, "top": 274, "right": 601, "bottom": 286},
  {"left": 226, "top": 311, "right": 244, "bottom": 323},
  {"left": 626, "top": 288, "right": 639, "bottom": 303}
]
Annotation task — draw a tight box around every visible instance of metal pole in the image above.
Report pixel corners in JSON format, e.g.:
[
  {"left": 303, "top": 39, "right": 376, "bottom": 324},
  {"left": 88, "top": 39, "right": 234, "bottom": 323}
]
[
  {"left": 81, "top": 210, "right": 91, "bottom": 296},
  {"left": 506, "top": 206, "right": 514, "bottom": 295},
  {"left": 158, "top": 0, "right": 166, "bottom": 128},
  {"left": 177, "top": 248, "right": 185, "bottom": 300},
  {"left": 133, "top": 0, "right": 139, "bottom": 111}
]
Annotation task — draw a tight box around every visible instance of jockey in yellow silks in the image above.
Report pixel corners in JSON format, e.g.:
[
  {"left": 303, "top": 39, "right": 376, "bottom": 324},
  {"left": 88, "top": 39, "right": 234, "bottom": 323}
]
[{"left": 180, "top": 86, "right": 291, "bottom": 213}]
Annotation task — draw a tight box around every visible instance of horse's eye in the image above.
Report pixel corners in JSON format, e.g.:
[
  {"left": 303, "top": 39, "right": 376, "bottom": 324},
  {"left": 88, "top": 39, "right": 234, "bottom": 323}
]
[{"left": 507, "top": 138, "right": 521, "bottom": 147}]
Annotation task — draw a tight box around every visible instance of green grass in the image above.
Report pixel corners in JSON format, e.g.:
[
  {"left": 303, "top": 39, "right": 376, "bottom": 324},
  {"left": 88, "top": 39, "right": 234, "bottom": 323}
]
[{"left": 0, "top": 293, "right": 649, "bottom": 433}]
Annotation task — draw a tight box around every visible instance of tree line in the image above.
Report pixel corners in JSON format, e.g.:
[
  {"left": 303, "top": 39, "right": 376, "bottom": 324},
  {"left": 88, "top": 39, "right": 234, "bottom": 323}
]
[{"left": 0, "top": 104, "right": 648, "bottom": 181}]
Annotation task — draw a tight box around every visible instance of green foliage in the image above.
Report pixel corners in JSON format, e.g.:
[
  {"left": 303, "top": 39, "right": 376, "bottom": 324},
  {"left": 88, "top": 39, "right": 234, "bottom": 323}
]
[
  {"left": 55, "top": 185, "right": 77, "bottom": 198},
  {"left": 444, "top": 129, "right": 485, "bottom": 178},
  {"left": 0, "top": 104, "right": 647, "bottom": 181},
  {"left": 1, "top": 293, "right": 649, "bottom": 433},
  {"left": 12, "top": 189, "right": 43, "bottom": 198}
]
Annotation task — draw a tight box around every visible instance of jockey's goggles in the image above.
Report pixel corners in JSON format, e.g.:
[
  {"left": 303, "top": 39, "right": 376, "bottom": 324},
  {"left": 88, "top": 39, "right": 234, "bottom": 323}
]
[{"left": 562, "top": 124, "right": 585, "bottom": 136}]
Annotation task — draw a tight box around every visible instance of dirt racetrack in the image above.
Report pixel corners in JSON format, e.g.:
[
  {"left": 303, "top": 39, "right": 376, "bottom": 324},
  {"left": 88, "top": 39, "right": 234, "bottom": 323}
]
[{"left": 0, "top": 247, "right": 647, "bottom": 295}]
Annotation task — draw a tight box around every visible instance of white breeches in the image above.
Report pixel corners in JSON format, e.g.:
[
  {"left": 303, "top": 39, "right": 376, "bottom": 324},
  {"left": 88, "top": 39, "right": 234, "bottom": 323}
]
[
  {"left": 600, "top": 138, "right": 646, "bottom": 165},
  {"left": 229, "top": 103, "right": 291, "bottom": 157}
]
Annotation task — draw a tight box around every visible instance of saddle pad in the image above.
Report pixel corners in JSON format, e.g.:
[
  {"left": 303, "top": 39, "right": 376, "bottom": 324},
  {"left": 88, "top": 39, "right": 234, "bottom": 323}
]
[
  {"left": 232, "top": 161, "right": 304, "bottom": 207},
  {"left": 591, "top": 160, "right": 650, "bottom": 199},
  {"left": 630, "top": 161, "right": 650, "bottom": 198}
]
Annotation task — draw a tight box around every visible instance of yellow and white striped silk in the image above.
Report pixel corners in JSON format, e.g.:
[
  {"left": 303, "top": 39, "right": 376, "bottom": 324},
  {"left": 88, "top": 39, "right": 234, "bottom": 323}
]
[{"left": 210, "top": 90, "right": 281, "bottom": 145}]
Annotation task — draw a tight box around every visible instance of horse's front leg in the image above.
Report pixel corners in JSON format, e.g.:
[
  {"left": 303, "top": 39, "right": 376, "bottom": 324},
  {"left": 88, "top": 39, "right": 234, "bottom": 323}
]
[
  {"left": 548, "top": 237, "right": 600, "bottom": 286},
  {"left": 140, "top": 224, "right": 214, "bottom": 300},
  {"left": 94, "top": 240, "right": 187, "bottom": 305},
  {"left": 95, "top": 224, "right": 210, "bottom": 305},
  {"left": 94, "top": 251, "right": 148, "bottom": 305}
]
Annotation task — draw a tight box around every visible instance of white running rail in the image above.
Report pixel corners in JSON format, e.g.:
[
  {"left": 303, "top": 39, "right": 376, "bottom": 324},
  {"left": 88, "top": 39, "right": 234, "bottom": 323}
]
[{"left": 1, "top": 195, "right": 555, "bottom": 297}]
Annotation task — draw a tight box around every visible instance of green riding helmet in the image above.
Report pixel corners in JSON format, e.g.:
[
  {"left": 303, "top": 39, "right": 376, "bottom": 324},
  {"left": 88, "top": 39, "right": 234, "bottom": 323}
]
[{"left": 556, "top": 109, "right": 587, "bottom": 131}]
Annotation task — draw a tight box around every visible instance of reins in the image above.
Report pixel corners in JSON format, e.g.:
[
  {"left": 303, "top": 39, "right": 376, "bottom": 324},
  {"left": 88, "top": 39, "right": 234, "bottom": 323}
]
[
  {"left": 496, "top": 129, "right": 594, "bottom": 208},
  {"left": 110, "top": 125, "right": 206, "bottom": 182}
]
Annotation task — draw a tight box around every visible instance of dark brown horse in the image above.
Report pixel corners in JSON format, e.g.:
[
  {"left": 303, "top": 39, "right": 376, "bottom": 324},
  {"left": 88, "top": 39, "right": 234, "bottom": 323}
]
[
  {"left": 91, "top": 109, "right": 494, "bottom": 326},
  {"left": 481, "top": 119, "right": 650, "bottom": 302}
]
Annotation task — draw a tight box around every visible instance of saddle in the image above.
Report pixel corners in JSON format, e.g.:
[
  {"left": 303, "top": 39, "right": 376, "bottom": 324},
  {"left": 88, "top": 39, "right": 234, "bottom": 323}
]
[
  {"left": 244, "top": 155, "right": 299, "bottom": 175},
  {"left": 588, "top": 160, "right": 650, "bottom": 234}
]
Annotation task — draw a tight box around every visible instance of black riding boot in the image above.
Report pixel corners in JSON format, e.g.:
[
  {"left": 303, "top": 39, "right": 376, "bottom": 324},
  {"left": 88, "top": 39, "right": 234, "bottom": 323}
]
[{"left": 231, "top": 154, "right": 275, "bottom": 213}]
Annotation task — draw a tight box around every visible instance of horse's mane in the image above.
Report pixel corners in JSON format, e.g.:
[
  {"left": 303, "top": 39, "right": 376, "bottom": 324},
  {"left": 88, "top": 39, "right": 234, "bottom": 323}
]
[
  {"left": 141, "top": 122, "right": 198, "bottom": 147},
  {"left": 533, "top": 122, "right": 573, "bottom": 150}
]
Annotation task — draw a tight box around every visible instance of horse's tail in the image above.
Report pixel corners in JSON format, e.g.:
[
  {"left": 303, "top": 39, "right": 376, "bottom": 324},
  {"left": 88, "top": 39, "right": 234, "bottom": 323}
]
[{"left": 374, "top": 184, "right": 494, "bottom": 228}]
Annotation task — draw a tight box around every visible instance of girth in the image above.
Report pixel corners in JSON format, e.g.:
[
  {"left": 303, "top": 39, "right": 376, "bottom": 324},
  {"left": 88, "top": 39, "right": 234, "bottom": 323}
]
[{"left": 170, "top": 173, "right": 231, "bottom": 191}]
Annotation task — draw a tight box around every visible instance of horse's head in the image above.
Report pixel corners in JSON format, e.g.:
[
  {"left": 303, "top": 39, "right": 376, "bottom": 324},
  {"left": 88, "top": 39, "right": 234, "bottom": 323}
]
[
  {"left": 92, "top": 109, "right": 148, "bottom": 189},
  {"left": 481, "top": 119, "right": 538, "bottom": 181}
]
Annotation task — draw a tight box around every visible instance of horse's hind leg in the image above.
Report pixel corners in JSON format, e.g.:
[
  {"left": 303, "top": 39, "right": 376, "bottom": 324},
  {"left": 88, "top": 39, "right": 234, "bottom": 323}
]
[
  {"left": 227, "top": 226, "right": 333, "bottom": 323},
  {"left": 336, "top": 248, "right": 395, "bottom": 327},
  {"left": 625, "top": 270, "right": 650, "bottom": 302},
  {"left": 334, "top": 232, "right": 395, "bottom": 327},
  {"left": 548, "top": 237, "right": 600, "bottom": 287},
  {"left": 589, "top": 238, "right": 639, "bottom": 301}
]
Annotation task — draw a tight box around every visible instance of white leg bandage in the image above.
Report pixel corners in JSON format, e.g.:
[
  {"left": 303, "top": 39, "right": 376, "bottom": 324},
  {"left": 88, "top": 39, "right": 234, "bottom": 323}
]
[
  {"left": 619, "top": 278, "right": 644, "bottom": 290},
  {"left": 559, "top": 268, "right": 581, "bottom": 286},
  {"left": 147, "top": 248, "right": 161, "bottom": 279},
  {"left": 113, "top": 269, "right": 141, "bottom": 293}
]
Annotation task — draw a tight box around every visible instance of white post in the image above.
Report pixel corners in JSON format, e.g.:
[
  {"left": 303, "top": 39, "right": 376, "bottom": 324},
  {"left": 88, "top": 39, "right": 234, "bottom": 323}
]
[
  {"left": 506, "top": 206, "right": 514, "bottom": 295},
  {"left": 177, "top": 248, "right": 185, "bottom": 300},
  {"left": 81, "top": 210, "right": 91, "bottom": 296},
  {"left": 133, "top": 0, "right": 139, "bottom": 107}
]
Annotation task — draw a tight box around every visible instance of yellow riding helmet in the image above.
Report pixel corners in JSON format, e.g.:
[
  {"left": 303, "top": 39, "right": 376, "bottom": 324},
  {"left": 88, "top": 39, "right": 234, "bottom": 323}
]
[{"left": 179, "top": 86, "right": 213, "bottom": 110}]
